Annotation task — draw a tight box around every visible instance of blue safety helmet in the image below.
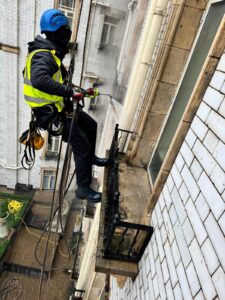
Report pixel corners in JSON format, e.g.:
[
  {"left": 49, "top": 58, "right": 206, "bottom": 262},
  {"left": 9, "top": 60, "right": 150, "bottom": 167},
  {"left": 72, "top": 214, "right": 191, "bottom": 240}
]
[{"left": 40, "top": 9, "right": 70, "bottom": 33}]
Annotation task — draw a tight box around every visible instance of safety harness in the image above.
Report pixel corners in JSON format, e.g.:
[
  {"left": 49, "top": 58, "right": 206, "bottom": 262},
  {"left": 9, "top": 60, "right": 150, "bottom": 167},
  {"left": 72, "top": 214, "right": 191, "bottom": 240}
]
[{"left": 19, "top": 114, "right": 44, "bottom": 170}]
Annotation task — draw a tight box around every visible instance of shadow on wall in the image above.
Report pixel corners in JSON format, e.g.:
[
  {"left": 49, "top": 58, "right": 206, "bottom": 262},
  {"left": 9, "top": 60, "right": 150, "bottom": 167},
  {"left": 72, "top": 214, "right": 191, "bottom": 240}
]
[{"left": 112, "top": 71, "right": 127, "bottom": 104}]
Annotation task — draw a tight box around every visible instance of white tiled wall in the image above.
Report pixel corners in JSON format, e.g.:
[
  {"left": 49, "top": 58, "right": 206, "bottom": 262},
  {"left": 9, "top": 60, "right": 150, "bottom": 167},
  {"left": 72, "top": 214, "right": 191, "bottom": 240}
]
[
  {"left": 109, "top": 53, "right": 225, "bottom": 300},
  {"left": 0, "top": 0, "right": 69, "bottom": 189}
]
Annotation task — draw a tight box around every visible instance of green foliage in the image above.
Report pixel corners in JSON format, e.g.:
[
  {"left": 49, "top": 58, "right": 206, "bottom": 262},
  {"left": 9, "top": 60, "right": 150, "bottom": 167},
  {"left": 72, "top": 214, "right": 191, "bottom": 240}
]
[
  {"left": 0, "top": 199, "right": 8, "bottom": 218},
  {"left": 0, "top": 240, "right": 10, "bottom": 259},
  {"left": 6, "top": 200, "right": 29, "bottom": 228},
  {"left": 0, "top": 193, "right": 31, "bottom": 227},
  {"left": 0, "top": 192, "right": 32, "bottom": 261},
  {"left": 0, "top": 192, "right": 32, "bottom": 201}
]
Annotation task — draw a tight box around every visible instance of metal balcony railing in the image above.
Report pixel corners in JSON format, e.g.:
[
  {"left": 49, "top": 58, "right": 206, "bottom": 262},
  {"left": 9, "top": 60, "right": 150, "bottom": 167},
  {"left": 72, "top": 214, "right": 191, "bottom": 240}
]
[
  {"left": 103, "top": 125, "right": 154, "bottom": 263},
  {"left": 73, "top": 288, "right": 85, "bottom": 300}
]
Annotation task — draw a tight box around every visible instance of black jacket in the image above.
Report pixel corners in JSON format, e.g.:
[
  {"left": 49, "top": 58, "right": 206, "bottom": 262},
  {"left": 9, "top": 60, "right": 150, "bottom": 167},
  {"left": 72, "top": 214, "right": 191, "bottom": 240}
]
[{"left": 27, "top": 35, "right": 73, "bottom": 97}]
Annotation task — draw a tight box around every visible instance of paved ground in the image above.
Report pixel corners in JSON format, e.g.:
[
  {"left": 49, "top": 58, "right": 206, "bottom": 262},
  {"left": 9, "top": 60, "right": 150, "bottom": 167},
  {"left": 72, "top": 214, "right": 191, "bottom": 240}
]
[{"left": 0, "top": 189, "right": 86, "bottom": 300}]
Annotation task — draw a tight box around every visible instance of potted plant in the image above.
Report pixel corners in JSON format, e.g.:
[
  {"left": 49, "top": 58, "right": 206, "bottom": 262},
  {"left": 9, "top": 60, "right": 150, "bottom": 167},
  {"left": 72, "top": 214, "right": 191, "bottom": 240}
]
[{"left": 0, "top": 199, "right": 9, "bottom": 238}]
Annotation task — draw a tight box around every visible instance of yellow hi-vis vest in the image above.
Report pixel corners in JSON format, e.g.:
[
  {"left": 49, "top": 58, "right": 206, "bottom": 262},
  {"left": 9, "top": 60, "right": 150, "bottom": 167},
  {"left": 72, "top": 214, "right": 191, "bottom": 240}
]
[{"left": 24, "top": 49, "right": 64, "bottom": 112}]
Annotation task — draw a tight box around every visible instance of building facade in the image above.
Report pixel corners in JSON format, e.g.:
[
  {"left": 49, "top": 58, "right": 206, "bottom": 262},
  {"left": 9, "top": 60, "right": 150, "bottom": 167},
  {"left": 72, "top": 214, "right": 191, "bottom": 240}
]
[
  {"left": 0, "top": 0, "right": 132, "bottom": 191},
  {"left": 104, "top": 0, "right": 225, "bottom": 299},
  {"left": 73, "top": 0, "right": 225, "bottom": 299},
  {"left": 0, "top": 0, "right": 63, "bottom": 190},
  {"left": 1, "top": 0, "right": 225, "bottom": 299},
  {"left": 76, "top": 0, "right": 131, "bottom": 151},
  {"left": 110, "top": 49, "right": 225, "bottom": 298}
]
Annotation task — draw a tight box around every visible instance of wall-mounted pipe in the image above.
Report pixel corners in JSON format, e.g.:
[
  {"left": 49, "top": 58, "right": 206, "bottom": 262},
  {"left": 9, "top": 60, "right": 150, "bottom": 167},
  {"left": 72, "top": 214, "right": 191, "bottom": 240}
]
[
  {"left": 117, "top": 0, "right": 137, "bottom": 73},
  {"left": 0, "top": 163, "right": 22, "bottom": 170},
  {"left": 119, "top": 0, "right": 169, "bottom": 131}
]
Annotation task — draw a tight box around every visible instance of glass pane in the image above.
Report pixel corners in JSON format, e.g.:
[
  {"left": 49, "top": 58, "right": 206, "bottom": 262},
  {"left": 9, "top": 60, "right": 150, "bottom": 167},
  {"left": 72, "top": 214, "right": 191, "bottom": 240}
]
[
  {"left": 59, "top": 0, "right": 75, "bottom": 9},
  {"left": 53, "top": 137, "right": 60, "bottom": 152},
  {"left": 50, "top": 176, "right": 56, "bottom": 189},
  {"left": 108, "top": 26, "right": 116, "bottom": 45},
  {"left": 67, "top": 16, "right": 73, "bottom": 29},
  {"left": 105, "top": 16, "right": 118, "bottom": 25},
  {"left": 67, "top": 12, "right": 74, "bottom": 18},
  {"left": 101, "top": 24, "right": 109, "bottom": 45},
  {"left": 44, "top": 170, "right": 54, "bottom": 176},
  {"left": 43, "top": 175, "right": 49, "bottom": 190},
  {"left": 47, "top": 136, "right": 53, "bottom": 151}
]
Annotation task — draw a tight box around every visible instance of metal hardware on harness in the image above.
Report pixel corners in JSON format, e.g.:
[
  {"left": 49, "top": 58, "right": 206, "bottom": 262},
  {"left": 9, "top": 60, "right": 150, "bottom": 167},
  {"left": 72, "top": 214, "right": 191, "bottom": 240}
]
[
  {"left": 48, "top": 119, "right": 64, "bottom": 136},
  {"left": 19, "top": 115, "right": 44, "bottom": 170},
  {"left": 43, "top": 104, "right": 54, "bottom": 113}
]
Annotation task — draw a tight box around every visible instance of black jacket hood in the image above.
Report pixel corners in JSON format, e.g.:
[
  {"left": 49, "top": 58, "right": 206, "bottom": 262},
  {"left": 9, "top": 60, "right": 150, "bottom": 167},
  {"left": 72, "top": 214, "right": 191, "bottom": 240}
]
[
  {"left": 28, "top": 35, "right": 55, "bottom": 52},
  {"left": 28, "top": 35, "right": 67, "bottom": 59},
  {"left": 25, "top": 35, "right": 73, "bottom": 98}
]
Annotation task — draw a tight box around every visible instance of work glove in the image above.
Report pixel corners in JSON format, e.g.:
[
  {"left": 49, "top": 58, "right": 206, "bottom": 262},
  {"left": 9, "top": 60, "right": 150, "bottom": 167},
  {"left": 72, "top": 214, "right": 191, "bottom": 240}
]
[
  {"left": 72, "top": 89, "right": 98, "bottom": 100},
  {"left": 85, "top": 88, "right": 99, "bottom": 98},
  {"left": 72, "top": 92, "right": 84, "bottom": 101},
  {"left": 71, "top": 88, "right": 99, "bottom": 103},
  {"left": 64, "top": 85, "right": 74, "bottom": 97}
]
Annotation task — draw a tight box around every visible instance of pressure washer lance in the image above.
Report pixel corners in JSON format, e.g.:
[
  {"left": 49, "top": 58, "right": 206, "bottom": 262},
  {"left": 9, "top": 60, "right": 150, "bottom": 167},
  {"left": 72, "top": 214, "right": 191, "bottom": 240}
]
[
  {"left": 73, "top": 87, "right": 99, "bottom": 99},
  {"left": 72, "top": 87, "right": 116, "bottom": 103},
  {"left": 71, "top": 86, "right": 115, "bottom": 113},
  {"left": 72, "top": 87, "right": 100, "bottom": 107}
]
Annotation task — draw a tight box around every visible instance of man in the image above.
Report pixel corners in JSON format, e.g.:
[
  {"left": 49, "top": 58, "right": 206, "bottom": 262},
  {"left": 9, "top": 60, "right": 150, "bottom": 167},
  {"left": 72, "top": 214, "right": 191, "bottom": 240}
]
[{"left": 24, "top": 9, "right": 108, "bottom": 203}]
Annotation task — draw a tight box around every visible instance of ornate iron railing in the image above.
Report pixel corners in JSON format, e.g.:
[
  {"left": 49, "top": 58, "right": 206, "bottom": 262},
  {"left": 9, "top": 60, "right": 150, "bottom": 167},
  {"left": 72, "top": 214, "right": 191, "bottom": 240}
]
[{"left": 103, "top": 125, "right": 154, "bottom": 262}]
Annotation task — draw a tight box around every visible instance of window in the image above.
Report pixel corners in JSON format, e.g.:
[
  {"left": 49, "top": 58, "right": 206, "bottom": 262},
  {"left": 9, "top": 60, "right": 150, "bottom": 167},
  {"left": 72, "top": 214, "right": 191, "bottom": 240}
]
[
  {"left": 46, "top": 135, "right": 61, "bottom": 160},
  {"left": 58, "top": 0, "right": 75, "bottom": 29},
  {"left": 99, "top": 16, "right": 118, "bottom": 50},
  {"left": 47, "top": 135, "right": 60, "bottom": 153},
  {"left": 149, "top": 1, "right": 225, "bottom": 183},
  {"left": 58, "top": 0, "right": 75, "bottom": 9},
  {"left": 42, "top": 170, "right": 56, "bottom": 190}
]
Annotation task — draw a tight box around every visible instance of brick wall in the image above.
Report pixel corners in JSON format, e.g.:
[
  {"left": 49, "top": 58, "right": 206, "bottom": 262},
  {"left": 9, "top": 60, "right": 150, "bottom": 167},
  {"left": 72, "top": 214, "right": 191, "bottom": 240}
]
[{"left": 109, "top": 54, "right": 225, "bottom": 300}]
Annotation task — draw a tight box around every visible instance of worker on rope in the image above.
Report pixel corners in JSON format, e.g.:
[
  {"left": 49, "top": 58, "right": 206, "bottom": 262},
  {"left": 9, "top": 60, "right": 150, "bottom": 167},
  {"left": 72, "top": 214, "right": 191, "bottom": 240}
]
[{"left": 23, "top": 9, "right": 109, "bottom": 203}]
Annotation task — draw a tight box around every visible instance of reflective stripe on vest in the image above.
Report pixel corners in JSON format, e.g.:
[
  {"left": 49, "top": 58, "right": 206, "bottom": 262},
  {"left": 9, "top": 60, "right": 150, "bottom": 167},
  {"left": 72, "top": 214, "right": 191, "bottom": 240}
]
[{"left": 24, "top": 49, "right": 64, "bottom": 112}]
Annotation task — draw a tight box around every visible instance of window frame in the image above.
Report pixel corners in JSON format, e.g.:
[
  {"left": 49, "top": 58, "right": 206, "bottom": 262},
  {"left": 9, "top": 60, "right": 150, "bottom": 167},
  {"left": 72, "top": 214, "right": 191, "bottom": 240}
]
[
  {"left": 41, "top": 169, "right": 56, "bottom": 190},
  {"left": 58, "top": 0, "right": 76, "bottom": 31},
  {"left": 47, "top": 135, "right": 61, "bottom": 153},
  {"left": 148, "top": 0, "right": 225, "bottom": 185},
  {"left": 58, "top": 0, "right": 75, "bottom": 10},
  {"left": 99, "top": 16, "right": 118, "bottom": 50},
  {"left": 44, "top": 134, "right": 61, "bottom": 160}
]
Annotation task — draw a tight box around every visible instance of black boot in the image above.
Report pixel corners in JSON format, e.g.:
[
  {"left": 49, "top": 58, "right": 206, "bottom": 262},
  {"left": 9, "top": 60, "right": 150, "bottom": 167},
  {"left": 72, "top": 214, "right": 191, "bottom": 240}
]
[
  {"left": 93, "top": 156, "right": 109, "bottom": 167},
  {"left": 76, "top": 186, "right": 102, "bottom": 203}
]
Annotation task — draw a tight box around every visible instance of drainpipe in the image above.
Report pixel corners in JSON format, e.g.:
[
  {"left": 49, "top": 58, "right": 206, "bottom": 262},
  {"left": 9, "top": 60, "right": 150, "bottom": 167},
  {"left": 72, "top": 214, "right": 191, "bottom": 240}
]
[
  {"left": 117, "top": 0, "right": 137, "bottom": 74},
  {"left": 0, "top": 163, "right": 22, "bottom": 170},
  {"left": 82, "top": 0, "right": 96, "bottom": 71},
  {"left": 119, "top": 0, "right": 169, "bottom": 131},
  {"left": 80, "top": 0, "right": 95, "bottom": 87}
]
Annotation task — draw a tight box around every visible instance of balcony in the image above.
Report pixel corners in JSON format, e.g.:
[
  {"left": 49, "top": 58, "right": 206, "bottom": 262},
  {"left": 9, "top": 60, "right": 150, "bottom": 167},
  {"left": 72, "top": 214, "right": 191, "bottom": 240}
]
[{"left": 96, "top": 125, "right": 154, "bottom": 277}]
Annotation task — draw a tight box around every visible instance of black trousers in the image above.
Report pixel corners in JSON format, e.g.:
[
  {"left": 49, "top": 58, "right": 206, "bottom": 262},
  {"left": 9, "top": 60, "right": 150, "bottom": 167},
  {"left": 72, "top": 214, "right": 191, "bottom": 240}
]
[
  {"left": 33, "top": 107, "right": 97, "bottom": 187},
  {"left": 62, "top": 111, "right": 97, "bottom": 187}
]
